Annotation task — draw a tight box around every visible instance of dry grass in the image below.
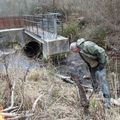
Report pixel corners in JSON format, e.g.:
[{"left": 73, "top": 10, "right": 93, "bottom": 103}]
[
  {"left": 0, "top": 48, "right": 119, "bottom": 119},
  {"left": 0, "top": 63, "right": 120, "bottom": 120}
]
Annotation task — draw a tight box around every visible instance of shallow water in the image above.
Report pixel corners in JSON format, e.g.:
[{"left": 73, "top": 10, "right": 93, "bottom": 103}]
[
  {"left": 0, "top": 48, "right": 44, "bottom": 77},
  {"left": 0, "top": 49, "right": 120, "bottom": 94}
]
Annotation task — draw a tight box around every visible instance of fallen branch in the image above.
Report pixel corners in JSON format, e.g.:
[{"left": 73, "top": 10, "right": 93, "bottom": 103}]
[
  {"left": 55, "top": 74, "right": 74, "bottom": 84},
  {"left": 56, "top": 74, "right": 93, "bottom": 89},
  {"left": 0, "top": 112, "right": 18, "bottom": 118},
  {"left": 6, "top": 113, "right": 34, "bottom": 120},
  {"left": 0, "top": 50, "right": 18, "bottom": 58},
  {"left": 70, "top": 73, "right": 89, "bottom": 114},
  {"left": 0, "top": 111, "right": 34, "bottom": 120}
]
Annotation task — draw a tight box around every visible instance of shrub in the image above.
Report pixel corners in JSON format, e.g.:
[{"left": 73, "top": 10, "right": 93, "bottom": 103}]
[
  {"left": 89, "top": 26, "right": 110, "bottom": 40},
  {"left": 59, "top": 22, "right": 80, "bottom": 42},
  {"left": 88, "top": 26, "right": 112, "bottom": 47},
  {"left": 78, "top": 25, "right": 112, "bottom": 47}
]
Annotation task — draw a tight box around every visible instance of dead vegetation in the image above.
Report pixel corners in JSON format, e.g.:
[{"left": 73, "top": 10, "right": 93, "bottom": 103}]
[
  {"left": 0, "top": 0, "right": 120, "bottom": 119},
  {"left": 0, "top": 52, "right": 120, "bottom": 120}
]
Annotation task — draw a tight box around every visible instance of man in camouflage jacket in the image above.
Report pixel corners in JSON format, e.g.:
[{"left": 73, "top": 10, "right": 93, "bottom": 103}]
[{"left": 70, "top": 38, "right": 111, "bottom": 108}]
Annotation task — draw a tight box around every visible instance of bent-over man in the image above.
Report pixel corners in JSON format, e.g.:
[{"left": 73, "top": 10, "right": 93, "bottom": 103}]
[{"left": 70, "top": 38, "right": 111, "bottom": 108}]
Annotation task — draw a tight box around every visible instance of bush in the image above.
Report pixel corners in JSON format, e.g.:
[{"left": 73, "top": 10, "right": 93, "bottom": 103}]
[
  {"left": 78, "top": 25, "right": 111, "bottom": 47},
  {"left": 88, "top": 26, "right": 112, "bottom": 47},
  {"left": 89, "top": 26, "right": 110, "bottom": 40},
  {"left": 59, "top": 22, "right": 80, "bottom": 42}
]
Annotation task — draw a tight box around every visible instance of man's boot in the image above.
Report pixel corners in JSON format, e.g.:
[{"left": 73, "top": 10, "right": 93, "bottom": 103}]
[{"left": 104, "top": 97, "right": 111, "bottom": 109}]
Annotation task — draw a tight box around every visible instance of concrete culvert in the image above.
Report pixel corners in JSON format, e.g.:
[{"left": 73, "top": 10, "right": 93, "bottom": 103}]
[{"left": 23, "top": 41, "right": 42, "bottom": 58}]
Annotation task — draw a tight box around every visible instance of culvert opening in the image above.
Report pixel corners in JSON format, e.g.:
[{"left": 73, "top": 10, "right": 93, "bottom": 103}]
[{"left": 23, "top": 41, "right": 42, "bottom": 58}]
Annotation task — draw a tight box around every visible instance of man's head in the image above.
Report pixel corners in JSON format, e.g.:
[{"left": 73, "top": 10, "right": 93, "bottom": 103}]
[
  {"left": 70, "top": 42, "right": 80, "bottom": 53},
  {"left": 70, "top": 38, "right": 86, "bottom": 53}
]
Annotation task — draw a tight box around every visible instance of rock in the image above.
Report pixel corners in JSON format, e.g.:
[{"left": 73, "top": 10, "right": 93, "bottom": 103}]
[{"left": 111, "top": 98, "right": 120, "bottom": 106}]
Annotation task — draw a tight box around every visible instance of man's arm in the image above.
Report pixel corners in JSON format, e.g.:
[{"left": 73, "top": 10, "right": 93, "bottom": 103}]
[
  {"left": 93, "top": 45, "right": 107, "bottom": 64},
  {"left": 85, "top": 42, "right": 107, "bottom": 64},
  {"left": 83, "top": 42, "right": 107, "bottom": 71}
]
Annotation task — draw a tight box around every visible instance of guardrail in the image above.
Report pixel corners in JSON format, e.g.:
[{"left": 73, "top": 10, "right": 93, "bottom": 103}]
[
  {"left": 0, "top": 14, "right": 63, "bottom": 40},
  {"left": 23, "top": 14, "right": 62, "bottom": 40}
]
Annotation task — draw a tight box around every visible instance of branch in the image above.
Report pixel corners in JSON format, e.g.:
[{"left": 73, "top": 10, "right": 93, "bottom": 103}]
[
  {"left": 0, "top": 112, "right": 18, "bottom": 118},
  {"left": 3, "top": 81, "right": 17, "bottom": 112},
  {"left": 17, "top": 91, "right": 24, "bottom": 112},
  {"left": 32, "top": 94, "right": 44, "bottom": 112},
  {"left": 55, "top": 74, "right": 74, "bottom": 84},
  {"left": 56, "top": 74, "right": 93, "bottom": 89},
  {"left": 6, "top": 113, "right": 33, "bottom": 120},
  {"left": 70, "top": 73, "right": 89, "bottom": 114}
]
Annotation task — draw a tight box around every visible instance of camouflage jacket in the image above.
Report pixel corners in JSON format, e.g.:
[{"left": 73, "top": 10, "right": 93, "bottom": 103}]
[{"left": 76, "top": 39, "right": 108, "bottom": 67}]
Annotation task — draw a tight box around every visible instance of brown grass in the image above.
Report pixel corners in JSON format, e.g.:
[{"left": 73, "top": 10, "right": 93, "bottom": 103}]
[{"left": 0, "top": 63, "right": 120, "bottom": 120}]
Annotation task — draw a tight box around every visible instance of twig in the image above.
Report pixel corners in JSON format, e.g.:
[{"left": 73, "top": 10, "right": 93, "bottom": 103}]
[
  {"left": 3, "top": 81, "right": 16, "bottom": 112},
  {"left": 6, "top": 113, "right": 34, "bottom": 120},
  {"left": 16, "top": 91, "right": 24, "bottom": 112},
  {"left": 3, "top": 55, "right": 12, "bottom": 93},
  {"left": 32, "top": 94, "right": 44, "bottom": 112},
  {"left": 48, "top": 85, "right": 54, "bottom": 102},
  {"left": 23, "top": 65, "right": 30, "bottom": 82},
  {"left": 88, "top": 91, "right": 94, "bottom": 100},
  {"left": 55, "top": 74, "right": 74, "bottom": 84},
  {"left": 0, "top": 112, "right": 18, "bottom": 117}
]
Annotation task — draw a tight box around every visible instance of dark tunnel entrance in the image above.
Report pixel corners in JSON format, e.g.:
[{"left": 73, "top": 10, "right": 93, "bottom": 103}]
[{"left": 23, "top": 41, "right": 43, "bottom": 58}]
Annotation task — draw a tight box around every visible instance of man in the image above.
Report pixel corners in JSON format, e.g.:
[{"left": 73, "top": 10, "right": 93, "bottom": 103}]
[{"left": 70, "top": 38, "right": 111, "bottom": 108}]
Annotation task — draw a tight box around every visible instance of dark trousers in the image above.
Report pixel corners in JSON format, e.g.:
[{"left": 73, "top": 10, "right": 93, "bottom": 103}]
[{"left": 89, "top": 66, "right": 110, "bottom": 98}]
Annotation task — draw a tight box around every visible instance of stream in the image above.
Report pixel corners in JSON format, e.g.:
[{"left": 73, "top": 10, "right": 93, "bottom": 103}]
[{"left": 0, "top": 46, "right": 119, "bottom": 97}]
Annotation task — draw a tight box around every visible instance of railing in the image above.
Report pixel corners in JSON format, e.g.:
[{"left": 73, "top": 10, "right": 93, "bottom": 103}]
[
  {"left": 23, "top": 14, "right": 62, "bottom": 40},
  {"left": 0, "top": 13, "right": 63, "bottom": 40}
]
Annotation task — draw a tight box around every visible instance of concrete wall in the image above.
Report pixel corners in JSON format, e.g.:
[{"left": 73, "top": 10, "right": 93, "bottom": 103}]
[
  {"left": 43, "top": 38, "right": 69, "bottom": 59},
  {"left": 0, "top": 28, "right": 69, "bottom": 59},
  {"left": 0, "top": 28, "right": 24, "bottom": 48}
]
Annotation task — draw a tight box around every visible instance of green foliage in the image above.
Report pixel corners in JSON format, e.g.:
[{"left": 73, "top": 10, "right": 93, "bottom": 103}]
[
  {"left": 88, "top": 26, "right": 112, "bottom": 47},
  {"left": 89, "top": 26, "right": 111, "bottom": 40},
  {"left": 59, "top": 22, "right": 80, "bottom": 42},
  {"left": 44, "top": 53, "right": 68, "bottom": 65},
  {"left": 0, "top": 41, "right": 18, "bottom": 48},
  {"left": 78, "top": 25, "right": 112, "bottom": 47},
  {"left": 90, "top": 97, "right": 97, "bottom": 109}
]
